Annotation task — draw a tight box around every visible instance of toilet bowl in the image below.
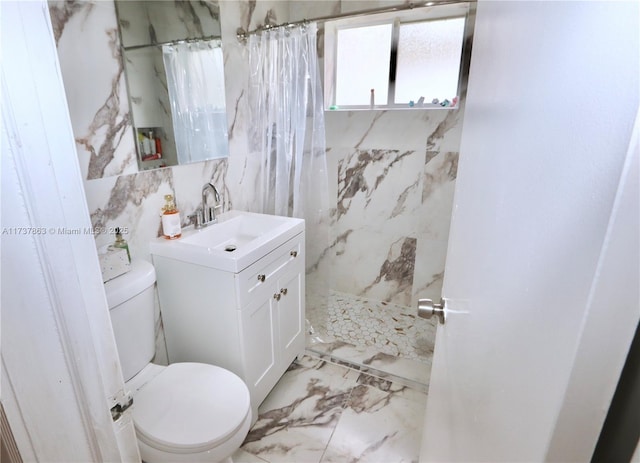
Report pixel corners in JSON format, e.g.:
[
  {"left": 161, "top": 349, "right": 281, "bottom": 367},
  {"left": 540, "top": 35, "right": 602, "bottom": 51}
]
[{"left": 105, "top": 259, "right": 251, "bottom": 462}]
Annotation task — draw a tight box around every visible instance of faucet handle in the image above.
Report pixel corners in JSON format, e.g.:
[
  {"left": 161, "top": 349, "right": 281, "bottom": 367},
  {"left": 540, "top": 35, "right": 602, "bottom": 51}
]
[
  {"left": 206, "top": 206, "right": 218, "bottom": 223},
  {"left": 190, "top": 208, "right": 205, "bottom": 228}
]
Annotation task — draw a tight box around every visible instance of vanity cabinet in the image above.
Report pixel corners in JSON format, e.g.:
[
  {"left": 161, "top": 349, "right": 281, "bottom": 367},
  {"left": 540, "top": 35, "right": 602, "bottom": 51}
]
[
  {"left": 240, "top": 263, "right": 304, "bottom": 407},
  {"left": 152, "top": 232, "right": 305, "bottom": 421}
]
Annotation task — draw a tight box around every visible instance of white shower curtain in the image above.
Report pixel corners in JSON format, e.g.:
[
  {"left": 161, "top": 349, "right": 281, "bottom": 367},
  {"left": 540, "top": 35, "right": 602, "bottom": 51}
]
[
  {"left": 248, "top": 23, "right": 330, "bottom": 325},
  {"left": 248, "top": 23, "right": 329, "bottom": 220},
  {"left": 163, "top": 39, "right": 229, "bottom": 164}
]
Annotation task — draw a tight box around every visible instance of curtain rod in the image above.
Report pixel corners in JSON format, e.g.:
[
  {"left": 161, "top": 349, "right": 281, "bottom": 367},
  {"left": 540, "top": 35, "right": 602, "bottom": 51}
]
[
  {"left": 122, "top": 34, "right": 221, "bottom": 52},
  {"left": 236, "top": 0, "right": 471, "bottom": 42}
]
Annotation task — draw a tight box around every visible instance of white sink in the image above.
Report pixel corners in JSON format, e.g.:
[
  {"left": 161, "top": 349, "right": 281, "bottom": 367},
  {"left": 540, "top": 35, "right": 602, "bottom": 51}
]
[{"left": 149, "top": 210, "right": 304, "bottom": 272}]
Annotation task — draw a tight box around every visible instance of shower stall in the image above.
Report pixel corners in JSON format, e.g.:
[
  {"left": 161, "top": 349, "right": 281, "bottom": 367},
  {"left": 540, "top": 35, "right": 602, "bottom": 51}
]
[
  {"left": 302, "top": 3, "right": 475, "bottom": 387},
  {"left": 243, "top": 1, "right": 475, "bottom": 388}
]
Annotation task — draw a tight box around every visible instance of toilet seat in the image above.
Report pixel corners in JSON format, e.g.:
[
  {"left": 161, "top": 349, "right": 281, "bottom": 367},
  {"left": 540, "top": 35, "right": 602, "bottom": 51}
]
[{"left": 133, "top": 363, "right": 251, "bottom": 454}]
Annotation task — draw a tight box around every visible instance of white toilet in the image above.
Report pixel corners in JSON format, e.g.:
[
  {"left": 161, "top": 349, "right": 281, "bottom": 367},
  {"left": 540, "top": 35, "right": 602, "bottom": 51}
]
[{"left": 105, "top": 259, "right": 252, "bottom": 463}]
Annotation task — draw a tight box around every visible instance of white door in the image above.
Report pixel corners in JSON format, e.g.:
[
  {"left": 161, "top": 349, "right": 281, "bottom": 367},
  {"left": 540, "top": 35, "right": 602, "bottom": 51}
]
[
  {"left": 420, "top": 1, "right": 639, "bottom": 462},
  {"left": 1, "top": 1, "right": 140, "bottom": 460}
]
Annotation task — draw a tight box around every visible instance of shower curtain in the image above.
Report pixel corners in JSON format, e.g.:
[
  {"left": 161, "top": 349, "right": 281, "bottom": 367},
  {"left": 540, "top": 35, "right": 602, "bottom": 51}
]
[
  {"left": 247, "top": 23, "right": 330, "bottom": 334},
  {"left": 163, "top": 39, "right": 229, "bottom": 164}
]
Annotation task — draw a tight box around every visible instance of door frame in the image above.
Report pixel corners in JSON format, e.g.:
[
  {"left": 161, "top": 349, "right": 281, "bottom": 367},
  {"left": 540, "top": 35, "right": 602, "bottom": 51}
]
[{"left": 1, "top": 1, "right": 139, "bottom": 460}]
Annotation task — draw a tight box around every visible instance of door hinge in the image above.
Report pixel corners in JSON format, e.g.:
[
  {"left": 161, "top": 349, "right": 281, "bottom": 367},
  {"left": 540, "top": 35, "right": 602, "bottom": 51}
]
[{"left": 110, "top": 394, "right": 133, "bottom": 422}]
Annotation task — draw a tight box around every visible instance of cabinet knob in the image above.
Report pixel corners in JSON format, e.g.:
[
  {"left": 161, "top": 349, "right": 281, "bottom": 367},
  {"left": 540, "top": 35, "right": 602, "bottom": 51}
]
[
  {"left": 280, "top": 288, "right": 288, "bottom": 295},
  {"left": 290, "top": 250, "right": 298, "bottom": 258},
  {"left": 273, "top": 293, "right": 281, "bottom": 301},
  {"left": 257, "top": 274, "right": 266, "bottom": 282}
]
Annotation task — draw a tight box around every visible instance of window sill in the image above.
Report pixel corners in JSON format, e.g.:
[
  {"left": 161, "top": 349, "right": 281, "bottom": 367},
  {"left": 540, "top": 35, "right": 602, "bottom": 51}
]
[{"left": 325, "top": 103, "right": 459, "bottom": 112}]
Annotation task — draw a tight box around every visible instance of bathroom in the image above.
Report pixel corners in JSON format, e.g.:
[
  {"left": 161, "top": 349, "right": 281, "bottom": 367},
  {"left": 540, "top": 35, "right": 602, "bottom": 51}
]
[
  {"left": 2, "top": 1, "right": 638, "bottom": 462},
  {"left": 52, "top": 0, "right": 459, "bottom": 387}
]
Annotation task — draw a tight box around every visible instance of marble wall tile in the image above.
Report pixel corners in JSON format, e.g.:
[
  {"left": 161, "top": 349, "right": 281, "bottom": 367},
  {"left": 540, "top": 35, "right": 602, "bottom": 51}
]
[
  {"left": 339, "top": 0, "right": 414, "bottom": 15},
  {"left": 324, "top": 111, "right": 462, "bottom": 307},
  {"left": 336, "top": 148, "right": 424, "bottom": 236},
  {"left": 419, "top": 150, "right": 458, "bottom": 241},
  {"left": 325, "top": 109, "right": 457, "bottom": 152},
  {"left": 171, "top": 158, "right": 230, "bottom": 225},
  {"left": 314, "top": 1, "right": 465, "bottom": 309},
  {"left": 304, "top": 145, "right": 342, "bottom": 315},
  {"left": 325, "top": 147, "right": 342, "bottom": 223},
  {"left": 84, "top": 168, "right": 175, "bottom": 261},
  {"left": 116, "top": 0, "right": 221, "bottom": 48},
  {"left": 49, "top": 0, "right": 137, "bottom": 180},
  {"left": 410, "top": 238, "right": 449, "bottom": 308},
  {"left": 330, "top": 146, "right": 435, "bottom": 306},
  {"left": 289, "top": 1, "right": 341, "bottom": 23},
  {"left": 425, "top": 103, "right": 464, "bottom": 153},
  {"left": 332, "top": 229, "right": 416, "bottom": 306},
  {"left": 218, "top": 0, "right": 291, "bottom": 214}
]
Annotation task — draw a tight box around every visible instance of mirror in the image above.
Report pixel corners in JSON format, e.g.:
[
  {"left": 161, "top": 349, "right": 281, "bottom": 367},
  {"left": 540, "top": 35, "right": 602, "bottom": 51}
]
[{"left": 115, "top": 0, "right": 228, "bottom": 171}]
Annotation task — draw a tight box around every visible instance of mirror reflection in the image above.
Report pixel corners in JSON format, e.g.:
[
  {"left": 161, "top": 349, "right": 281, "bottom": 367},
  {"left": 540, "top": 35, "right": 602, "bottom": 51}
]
[{"left": 115, "top": 0, "right": 228, "bottom": 171}]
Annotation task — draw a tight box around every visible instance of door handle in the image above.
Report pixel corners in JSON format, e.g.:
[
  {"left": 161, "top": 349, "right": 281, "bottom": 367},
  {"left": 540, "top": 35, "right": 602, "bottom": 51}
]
[{"left": 418, "top": 298, "right": 445, "bottom": 324}]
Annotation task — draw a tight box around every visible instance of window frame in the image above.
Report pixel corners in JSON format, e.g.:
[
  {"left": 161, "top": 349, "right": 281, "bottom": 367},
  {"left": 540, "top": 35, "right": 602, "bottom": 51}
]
[{"left": 324, "top": 2, "right": 475, "bottom": 111}]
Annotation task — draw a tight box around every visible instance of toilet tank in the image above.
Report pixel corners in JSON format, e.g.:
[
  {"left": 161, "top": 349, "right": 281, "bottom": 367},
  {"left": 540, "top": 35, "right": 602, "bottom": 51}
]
[{"left": 104, "top": 259, "right": 157, "bottom": 382}]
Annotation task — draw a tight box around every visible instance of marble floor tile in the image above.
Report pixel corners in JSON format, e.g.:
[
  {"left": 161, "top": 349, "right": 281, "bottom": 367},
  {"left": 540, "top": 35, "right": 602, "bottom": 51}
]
[
  {"left": 320, "top": 373, "right": 427, "bottom": 463},
  {"left": 240, "top": 355, "right": 427, "bottom": 463},
  {"left": 230, "top": 448, "right": 270, "bottom": 462},
  {"left": 240, "top": 356, "right": 359, "bottom": 463}
]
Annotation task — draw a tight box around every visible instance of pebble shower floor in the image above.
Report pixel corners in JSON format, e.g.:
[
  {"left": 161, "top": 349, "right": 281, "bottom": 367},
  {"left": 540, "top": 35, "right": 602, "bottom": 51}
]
[{"left": 309, "top": 291, "right": 437, "bottom": 363}]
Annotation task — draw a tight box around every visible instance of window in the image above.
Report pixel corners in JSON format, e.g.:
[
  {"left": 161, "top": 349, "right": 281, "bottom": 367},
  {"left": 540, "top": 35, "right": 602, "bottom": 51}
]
[
  {"left": 395, "top": 18, "right": 466, "bottom": 104},
  {"left": 325, "top": 3, "right": 471, "bottom": 110},
  {"left": 336, "top": 23, "right": 393, "bottom": 106}
]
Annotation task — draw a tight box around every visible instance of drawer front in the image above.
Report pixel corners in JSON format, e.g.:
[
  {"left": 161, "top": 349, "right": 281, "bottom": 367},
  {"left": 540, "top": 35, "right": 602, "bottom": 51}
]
[{"left": 236, "top": 233, "right": 304, "bottom": 308}]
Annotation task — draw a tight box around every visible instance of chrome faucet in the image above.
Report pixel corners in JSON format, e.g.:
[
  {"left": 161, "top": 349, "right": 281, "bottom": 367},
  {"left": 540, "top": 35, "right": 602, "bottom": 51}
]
[{"left": 192, "top": 183, "right": 222, "bottom": 228}]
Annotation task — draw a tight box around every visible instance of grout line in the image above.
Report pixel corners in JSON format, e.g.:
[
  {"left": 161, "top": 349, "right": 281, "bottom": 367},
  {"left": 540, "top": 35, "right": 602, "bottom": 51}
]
[
  {"left": 318, "top": 395, "right": 347, "bottom": 463},
  {"left": 236, "top": 449, "right": 271, "bottom": 463},
  {"left": 317, "top": 367, "right": 357, "bottom": 463}
]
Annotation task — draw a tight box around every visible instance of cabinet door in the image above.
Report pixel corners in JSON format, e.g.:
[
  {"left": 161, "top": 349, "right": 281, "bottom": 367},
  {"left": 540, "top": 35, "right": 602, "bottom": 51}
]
[
  {"left": 240, "top": 296, "right": 278, "bottom": 405},
  {"left": 276, "top": 265, "right": 305, "bottom": 366}
]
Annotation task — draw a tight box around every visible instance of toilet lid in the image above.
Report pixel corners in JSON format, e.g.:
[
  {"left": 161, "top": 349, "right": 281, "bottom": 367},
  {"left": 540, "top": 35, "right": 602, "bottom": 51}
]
[{"left": 133, "top": 363, "right": 251, "bottom": 453}]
